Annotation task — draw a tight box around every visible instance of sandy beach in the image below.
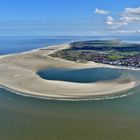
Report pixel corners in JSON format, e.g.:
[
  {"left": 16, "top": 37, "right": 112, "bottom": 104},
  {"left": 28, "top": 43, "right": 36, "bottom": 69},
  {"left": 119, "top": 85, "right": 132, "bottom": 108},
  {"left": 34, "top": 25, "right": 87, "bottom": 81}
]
[{"left": 0, "top": 44, "right": 139, "bottom": 100}]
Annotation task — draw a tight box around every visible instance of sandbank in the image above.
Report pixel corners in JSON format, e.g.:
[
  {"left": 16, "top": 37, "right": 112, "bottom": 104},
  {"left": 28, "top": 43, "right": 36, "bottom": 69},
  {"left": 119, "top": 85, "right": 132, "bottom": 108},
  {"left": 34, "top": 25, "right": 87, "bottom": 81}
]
[{"left": 0, "top": 44, "right": 139, "bottom": 100}]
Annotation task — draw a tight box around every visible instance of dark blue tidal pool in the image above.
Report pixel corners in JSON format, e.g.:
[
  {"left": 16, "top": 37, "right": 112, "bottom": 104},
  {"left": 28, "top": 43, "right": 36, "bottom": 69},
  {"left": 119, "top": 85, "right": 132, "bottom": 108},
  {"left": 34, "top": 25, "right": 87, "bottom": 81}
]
[{"left": 37, "top": 67, "right": 122, "bottom": 83}]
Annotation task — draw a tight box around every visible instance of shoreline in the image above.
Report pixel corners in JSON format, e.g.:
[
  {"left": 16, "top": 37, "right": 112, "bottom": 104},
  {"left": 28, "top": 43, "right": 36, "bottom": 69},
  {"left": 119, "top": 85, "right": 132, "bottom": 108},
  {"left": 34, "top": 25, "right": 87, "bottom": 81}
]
[
  {"left": 0, "top": 84, "right": 136, "bottom": 101},
  {"left": 1, "top": 42, "right": 140, "bottom": 71},
  {"left": 0, "top": 43, "right": 139, "bottom": 101}
]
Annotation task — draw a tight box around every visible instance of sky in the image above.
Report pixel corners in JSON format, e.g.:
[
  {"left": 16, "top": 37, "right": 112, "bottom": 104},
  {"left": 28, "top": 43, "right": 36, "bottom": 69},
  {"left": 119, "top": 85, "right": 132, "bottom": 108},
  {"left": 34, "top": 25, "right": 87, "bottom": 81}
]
[{"left": 0, "top": 0, "right": 140, "bottom": 36}]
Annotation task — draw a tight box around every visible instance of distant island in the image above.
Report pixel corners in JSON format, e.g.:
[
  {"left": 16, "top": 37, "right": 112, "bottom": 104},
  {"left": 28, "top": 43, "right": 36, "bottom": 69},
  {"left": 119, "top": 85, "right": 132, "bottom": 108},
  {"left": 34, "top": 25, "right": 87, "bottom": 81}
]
[{"left": 50, "top": 40, "right": 140, "bottom": 68}]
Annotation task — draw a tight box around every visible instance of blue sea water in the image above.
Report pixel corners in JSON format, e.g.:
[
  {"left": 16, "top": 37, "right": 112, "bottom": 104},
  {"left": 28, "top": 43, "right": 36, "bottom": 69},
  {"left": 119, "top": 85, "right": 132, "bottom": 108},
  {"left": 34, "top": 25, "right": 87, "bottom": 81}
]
[
  {"left": 0, "top": 36, "right": 75, "bottom": 55},
  {"left": 0, "top": 36, "right": 140, "bottom": 55}
]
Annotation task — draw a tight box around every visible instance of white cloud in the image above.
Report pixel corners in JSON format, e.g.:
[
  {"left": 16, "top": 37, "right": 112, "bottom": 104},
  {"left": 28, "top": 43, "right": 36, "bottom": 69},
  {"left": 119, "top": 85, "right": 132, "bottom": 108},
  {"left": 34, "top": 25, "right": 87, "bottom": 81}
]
[
  {"left": 120, "top": 16, "right": 140, "bottom": 22},
  {"left": 105, "top": 16, "right": 128, "bottom": 29},
  {"left": 123, "top": 7, "right": 140, "bottom": 15},
  {"left": 95, "top": 8, "right": 109, "bottom": 15},
  {"left": 106, "top": 16, "right": 114, "bottom": 25},
  {"left": 105, "top": 7, "right": 140, "bottom": 30},
  {"left": 93, "top": 7, "right": 140, "bottom": 34},
  {"left": 105, "top": 15, "right": 140, "bottom": 28},
  {"left": 114, "top": 29, "right": 140, "bottom": 34}
]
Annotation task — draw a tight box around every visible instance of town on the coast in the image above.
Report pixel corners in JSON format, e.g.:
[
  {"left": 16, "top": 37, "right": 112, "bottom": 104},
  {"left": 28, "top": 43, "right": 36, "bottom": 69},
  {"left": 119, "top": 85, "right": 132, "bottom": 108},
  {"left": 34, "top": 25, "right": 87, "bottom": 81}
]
[{"left": 50, "top": 40, "right": 140, "bottom": 68}]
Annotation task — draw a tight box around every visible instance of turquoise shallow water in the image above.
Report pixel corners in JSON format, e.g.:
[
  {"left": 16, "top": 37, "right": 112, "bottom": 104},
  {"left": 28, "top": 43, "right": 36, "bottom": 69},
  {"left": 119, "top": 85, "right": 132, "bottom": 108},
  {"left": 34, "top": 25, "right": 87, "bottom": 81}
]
[{"left": 0, "top": 36, "right": 140, "bottom": 140}]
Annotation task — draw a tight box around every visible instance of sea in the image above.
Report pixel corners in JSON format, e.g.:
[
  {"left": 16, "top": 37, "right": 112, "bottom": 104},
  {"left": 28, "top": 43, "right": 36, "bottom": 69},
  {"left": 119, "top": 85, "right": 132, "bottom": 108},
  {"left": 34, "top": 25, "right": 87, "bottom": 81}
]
[{"left": 0, "top": 36, "right": 140, "bottom": 140}]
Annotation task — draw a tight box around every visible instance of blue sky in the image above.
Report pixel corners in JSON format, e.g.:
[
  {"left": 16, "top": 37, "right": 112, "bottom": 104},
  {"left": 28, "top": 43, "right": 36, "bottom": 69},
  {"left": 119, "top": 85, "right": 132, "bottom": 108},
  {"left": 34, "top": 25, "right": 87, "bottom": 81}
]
[{"left": 0, "top": 0, "right": 140, "bottom": 36}]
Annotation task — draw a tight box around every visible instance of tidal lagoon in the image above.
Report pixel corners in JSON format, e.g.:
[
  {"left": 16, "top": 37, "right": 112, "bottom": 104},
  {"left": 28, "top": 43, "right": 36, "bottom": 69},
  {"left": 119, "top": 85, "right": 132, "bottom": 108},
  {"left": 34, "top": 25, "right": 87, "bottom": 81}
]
[{"left": 37, "top": 67, "right": 122, "bottom": 83}]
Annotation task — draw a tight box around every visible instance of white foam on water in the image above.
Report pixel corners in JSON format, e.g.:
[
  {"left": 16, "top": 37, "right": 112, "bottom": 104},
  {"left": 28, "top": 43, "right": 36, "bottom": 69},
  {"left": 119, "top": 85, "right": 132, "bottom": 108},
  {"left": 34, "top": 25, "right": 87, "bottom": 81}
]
[{"left": 0, "top": 85, "right": 135, "bottom": 102}]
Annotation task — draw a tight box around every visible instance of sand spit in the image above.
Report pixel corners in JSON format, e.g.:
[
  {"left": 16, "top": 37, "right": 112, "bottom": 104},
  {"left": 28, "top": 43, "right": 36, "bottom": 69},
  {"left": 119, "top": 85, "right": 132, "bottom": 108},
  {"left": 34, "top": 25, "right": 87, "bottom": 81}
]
[{"left": 0, "top": 44, "right": 139, "bottom": 100}]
